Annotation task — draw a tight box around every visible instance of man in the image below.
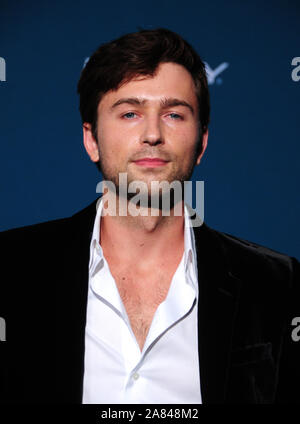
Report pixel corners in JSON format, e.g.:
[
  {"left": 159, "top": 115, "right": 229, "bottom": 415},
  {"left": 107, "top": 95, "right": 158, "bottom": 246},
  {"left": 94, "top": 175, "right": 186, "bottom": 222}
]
[{"left": 0, "top": 28, "right": 299, "bottom": 404}]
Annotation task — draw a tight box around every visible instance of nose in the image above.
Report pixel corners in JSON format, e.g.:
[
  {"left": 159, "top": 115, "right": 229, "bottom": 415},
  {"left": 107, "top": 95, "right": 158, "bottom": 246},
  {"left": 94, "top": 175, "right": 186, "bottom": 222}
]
[{"left": 141, "top": 114, "right": 163, "bottom": 146}]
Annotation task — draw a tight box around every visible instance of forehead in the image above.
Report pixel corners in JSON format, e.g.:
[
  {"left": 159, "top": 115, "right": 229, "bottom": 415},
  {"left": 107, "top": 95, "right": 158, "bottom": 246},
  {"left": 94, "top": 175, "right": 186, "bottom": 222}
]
[{"left": 98, "top": 62, "right": 198, "bottom": 111}]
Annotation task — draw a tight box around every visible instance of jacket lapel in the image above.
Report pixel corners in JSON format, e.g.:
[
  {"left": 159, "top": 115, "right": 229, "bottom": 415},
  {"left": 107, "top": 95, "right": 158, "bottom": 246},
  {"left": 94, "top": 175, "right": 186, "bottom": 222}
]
[
  {"left": 54, "top": 199, "right": 98, "bottom": 403},
  {"left": 193, "top": 222, "right": 242, "bottom": 404}
]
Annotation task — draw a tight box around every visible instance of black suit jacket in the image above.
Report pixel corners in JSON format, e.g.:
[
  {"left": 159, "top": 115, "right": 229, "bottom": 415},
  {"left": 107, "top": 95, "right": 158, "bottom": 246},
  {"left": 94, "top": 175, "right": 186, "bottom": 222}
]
[{"left": 0, "top": 197, "right": 299, "bottom": 404}]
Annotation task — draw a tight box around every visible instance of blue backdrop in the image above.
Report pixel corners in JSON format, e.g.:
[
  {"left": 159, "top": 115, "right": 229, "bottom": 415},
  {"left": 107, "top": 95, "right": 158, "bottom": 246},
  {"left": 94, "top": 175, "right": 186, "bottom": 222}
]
[{"left": 0, "top": 0, "right": 299, "bottom": 258}]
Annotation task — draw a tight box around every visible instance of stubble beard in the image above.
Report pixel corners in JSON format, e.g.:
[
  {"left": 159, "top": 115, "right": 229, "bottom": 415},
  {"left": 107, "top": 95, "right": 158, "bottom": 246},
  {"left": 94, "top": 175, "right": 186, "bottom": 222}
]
[{"left": 96, "top": 143, "right": 199, "bottom": 211}]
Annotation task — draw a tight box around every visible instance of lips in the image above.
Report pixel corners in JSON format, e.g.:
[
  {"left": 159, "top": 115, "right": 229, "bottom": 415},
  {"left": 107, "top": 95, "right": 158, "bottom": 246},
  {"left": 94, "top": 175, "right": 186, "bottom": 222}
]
[{"left": 133, "top": 158, "right": 169, "bottom": 167}]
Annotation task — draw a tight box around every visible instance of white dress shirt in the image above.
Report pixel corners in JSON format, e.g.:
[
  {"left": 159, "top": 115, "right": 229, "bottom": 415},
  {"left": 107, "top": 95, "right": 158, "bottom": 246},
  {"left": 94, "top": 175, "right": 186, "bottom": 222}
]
[{"left": 82, "top": 198, "right": 202, "bottom": 404}]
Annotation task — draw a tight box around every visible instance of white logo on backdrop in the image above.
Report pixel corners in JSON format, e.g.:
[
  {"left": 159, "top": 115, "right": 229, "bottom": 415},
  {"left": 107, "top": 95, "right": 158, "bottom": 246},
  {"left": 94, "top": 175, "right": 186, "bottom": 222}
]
[
  {"left": 204, "top": 62, "right": 229, "bottom": 85},
  {"left": 83, "top": 57, "right": 89, "bottom": 69}
]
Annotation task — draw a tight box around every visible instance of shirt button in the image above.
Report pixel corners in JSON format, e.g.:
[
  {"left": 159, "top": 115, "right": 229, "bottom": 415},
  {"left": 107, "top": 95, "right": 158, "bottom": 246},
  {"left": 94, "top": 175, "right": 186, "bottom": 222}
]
[{"left": 132, "top": 372, "right": 139, "bottom": 380}]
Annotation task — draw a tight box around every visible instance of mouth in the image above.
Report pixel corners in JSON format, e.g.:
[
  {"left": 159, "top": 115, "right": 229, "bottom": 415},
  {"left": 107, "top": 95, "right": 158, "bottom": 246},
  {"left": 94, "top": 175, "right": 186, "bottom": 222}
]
[{"left": 133, "top": 158, "right": 169, "bottom": 168}]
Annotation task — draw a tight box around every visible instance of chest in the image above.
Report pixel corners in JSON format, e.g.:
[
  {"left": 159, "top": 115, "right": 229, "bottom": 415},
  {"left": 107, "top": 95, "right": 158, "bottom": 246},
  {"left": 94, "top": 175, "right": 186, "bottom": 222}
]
[{"left": 112, "top": 269, "right": 174, "bottom": 351}]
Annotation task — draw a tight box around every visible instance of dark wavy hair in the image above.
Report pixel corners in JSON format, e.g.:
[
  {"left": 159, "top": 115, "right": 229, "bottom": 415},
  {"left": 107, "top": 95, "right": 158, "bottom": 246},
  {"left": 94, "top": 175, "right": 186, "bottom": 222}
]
[{"left": 77, "top": 27, "right": 210, "bottom": 142}]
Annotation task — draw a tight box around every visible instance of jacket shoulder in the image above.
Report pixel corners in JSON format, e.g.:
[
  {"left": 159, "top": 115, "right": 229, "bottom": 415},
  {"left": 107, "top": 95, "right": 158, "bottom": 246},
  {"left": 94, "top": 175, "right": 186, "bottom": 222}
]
[
  {"left": 203, "top": 224, "right": 297, "bottom": 284},
  {"left": 0, "top": 216, "right": 71, "bottom": 244},
  {"left": 0, "top": 198, "right": 98, "bottom": 244},
  {"left": 218, "top": 229, "right": 292, "bottom": 262}
]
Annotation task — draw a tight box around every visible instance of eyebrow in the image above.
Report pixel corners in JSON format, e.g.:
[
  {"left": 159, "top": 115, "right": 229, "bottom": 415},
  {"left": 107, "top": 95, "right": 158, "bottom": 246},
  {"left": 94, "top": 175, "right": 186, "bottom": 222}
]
[{"left": 110, "top": 97, "right": 195, "bottom": 115}]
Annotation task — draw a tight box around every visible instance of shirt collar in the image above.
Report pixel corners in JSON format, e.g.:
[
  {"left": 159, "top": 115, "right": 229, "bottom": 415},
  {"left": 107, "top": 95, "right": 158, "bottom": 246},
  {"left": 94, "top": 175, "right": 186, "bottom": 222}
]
[
  {"left": 89, "top": 197, "right": 198, "bottom": 291},
  {"left": 183, "top": 203, "right": 199, "bottom": 293}
]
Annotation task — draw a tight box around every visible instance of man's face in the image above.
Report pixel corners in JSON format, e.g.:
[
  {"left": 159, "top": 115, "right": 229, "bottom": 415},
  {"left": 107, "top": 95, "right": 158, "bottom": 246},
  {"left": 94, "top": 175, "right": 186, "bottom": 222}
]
[{"left": 83, "top": 62, "right": 208, "bottom": 196}]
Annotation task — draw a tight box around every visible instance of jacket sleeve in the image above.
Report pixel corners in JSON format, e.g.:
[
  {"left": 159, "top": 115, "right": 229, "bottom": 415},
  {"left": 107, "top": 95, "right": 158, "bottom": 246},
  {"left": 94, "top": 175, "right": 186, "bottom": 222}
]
[{"left": 276, "top": 257, "right": 300, "bottom": 403}]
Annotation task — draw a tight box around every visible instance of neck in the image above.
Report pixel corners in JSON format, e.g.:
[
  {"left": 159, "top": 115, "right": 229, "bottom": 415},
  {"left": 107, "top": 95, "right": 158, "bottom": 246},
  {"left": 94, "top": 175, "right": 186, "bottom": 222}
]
[{"left": 99, "top": 190, "right": 185, "bottom": 268}]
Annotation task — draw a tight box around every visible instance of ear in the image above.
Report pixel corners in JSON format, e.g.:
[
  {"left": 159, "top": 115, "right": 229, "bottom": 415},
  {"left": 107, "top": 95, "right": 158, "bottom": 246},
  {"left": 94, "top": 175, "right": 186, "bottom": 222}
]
[
  {"left": 83, "top": 123, "right": 100, "bottom": 162},
  {"left": 195, "top": 129, "right": 208, "bottom": 166}
]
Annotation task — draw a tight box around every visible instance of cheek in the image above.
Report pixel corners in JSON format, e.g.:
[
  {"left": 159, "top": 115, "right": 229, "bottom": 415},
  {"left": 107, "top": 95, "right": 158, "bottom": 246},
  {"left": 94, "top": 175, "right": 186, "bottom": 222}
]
[
  {"left": 100, "top": 117, "right": 136, "bottom": 143},
  {"left": 98, "top": 125, "right": 121, "bottom": 156},
  {"left": 171, "top": 127, "right": 198, "bottom": 156}
]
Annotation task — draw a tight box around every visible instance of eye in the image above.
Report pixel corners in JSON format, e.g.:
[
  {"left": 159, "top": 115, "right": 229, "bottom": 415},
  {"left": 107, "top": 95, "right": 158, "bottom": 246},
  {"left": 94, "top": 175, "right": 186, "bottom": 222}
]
[
  {"left": 122, "top": 112, "right": 137, "bottom": 119},
  {"left": 168, "top": 113, "right": 183, "bottom": 120}
]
